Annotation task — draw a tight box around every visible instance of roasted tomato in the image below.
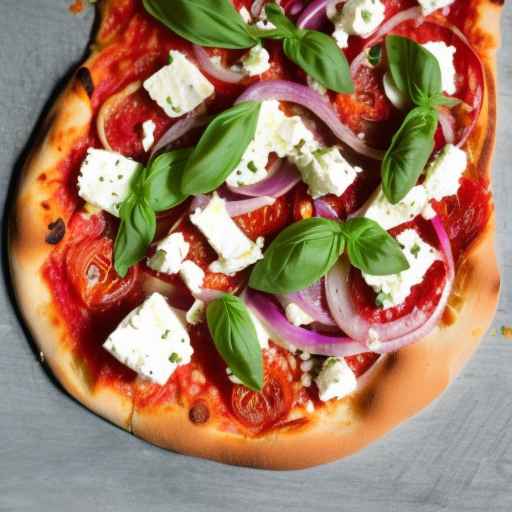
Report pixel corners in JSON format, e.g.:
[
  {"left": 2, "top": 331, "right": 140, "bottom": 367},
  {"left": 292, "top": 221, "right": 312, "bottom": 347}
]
[{"left": 66, "top": 236, "right": 138, "bottom": 311}]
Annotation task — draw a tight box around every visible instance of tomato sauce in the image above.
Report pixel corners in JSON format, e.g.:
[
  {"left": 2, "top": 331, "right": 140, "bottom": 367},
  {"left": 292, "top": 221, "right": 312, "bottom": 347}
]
[{"left": 41, "top": 0, "right": 492, "bottom": 432}]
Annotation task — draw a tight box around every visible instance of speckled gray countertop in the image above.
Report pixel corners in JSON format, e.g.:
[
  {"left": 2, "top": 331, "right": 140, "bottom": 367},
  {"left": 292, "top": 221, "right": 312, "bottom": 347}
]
[{"left": 1, "top": 2, "right": 511, "bottom": 511}]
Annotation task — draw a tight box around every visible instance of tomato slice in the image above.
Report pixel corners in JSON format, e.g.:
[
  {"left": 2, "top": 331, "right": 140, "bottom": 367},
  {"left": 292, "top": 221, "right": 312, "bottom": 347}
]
[
  {"left": 231, "top": 363, "right": 293, "bottom": 431},
  {"left": 66, "top": 237, "right": 138, "bottom": 311}
]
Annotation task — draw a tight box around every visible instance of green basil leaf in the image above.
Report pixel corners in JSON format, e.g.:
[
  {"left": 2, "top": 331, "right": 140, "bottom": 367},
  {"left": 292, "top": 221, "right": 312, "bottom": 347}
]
[
  {"left": 264, "top": 3, "right": 300, "bottom": 39},
  {"left": 207, "top": 294, "right": 263, "bottom": 391},
  {"left": 143, "top": 0, "right": 258, "bottom": 49},
  {"left": 386, "top": 35, "right": 442, "bottom": 106},
  {"left": 382, "top": 106, "right": 438, "bottom": 204},
  {"left": 249, "top": 218, "right": 345, "bottom": 294},
  {"left": 181, "top": 101, "right": 261, "bottom": 195},
  {"left": 144, "top": 148, "right": 192, "bottom": 212},
  {"left": 429, "top": 94, "right": 461, "bottom": 108},
  {"left": 114, "top": 196, "right": 156, "bottom": 277},
  {"left": 368, "top": 44, "right": 382, "bottom": 66},
  {"left": 341, "top": 218, "right": 409, "bottom": 276},
  {"left": 283, "top": 30, "right": 354, "bottom": 93}
]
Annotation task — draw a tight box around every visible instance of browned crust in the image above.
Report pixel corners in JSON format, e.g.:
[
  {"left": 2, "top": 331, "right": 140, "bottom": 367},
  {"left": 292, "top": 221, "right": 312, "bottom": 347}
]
[{"left": 7, "top": 0, "right": 503, "bottom": 469}]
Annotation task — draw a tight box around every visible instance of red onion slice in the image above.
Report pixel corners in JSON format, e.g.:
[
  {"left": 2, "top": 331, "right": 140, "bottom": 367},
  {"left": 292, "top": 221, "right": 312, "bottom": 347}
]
[
  {"left": 251, "top": 0, "right": 266, "bottom": 17},
  {"left": 246, "top": 289, "right": 368, "bottom": 356},
  {"left": 286, "top": 279, "right": 337, "bottom": 326},
  {"left": 190, "top": 194, "right": 276, "bottom": 217},
  {"left": 236, "top": 80, "right": 385, "bottom": 160},
  {"left": 193, "top": 45, "right": 245, "bottom": 84},
  {"left": 296, "top": 0, "right": 328, "bottom": 29},
  {"left": 314, "top": 198, "right": 339, "bottom": 219},
  {"left": 227, "top": 159, "right": 301, "bottom": 198},
  {"left": 438, "top": 109, "right": 455, "bottom": 144}
]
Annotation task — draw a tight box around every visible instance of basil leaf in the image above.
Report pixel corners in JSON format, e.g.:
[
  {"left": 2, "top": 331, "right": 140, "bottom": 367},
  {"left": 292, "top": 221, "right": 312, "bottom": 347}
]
[
  {"left": 342, "top": 218, "right": 409, "bottom": 276},
  {"left": 144, "top": 149, "right": 192, "bottom": 212},
  {"left": 143, "top": 0, "right": 258, "bottom": 49},
  {"left": 264, "top": 3, "right": 300, "bottom": 39},
  {"left": 382, "top": 106, "right": 438, "bottom": 204},
  {"left": 368, "top": 44, "right": 382, "bottom": 66},
  {"left": 386, "top": 35, "right": 442, "bottom": 107},
  {"left": 114, "top": 196, "right": 156, "bottom": 277},
  {"left": 207, "top": 294, "right": 263, "bottom": 391},
  {"left": 429, "top": 94, "right": 461, "bottom": 108},
  {"left": 249, "top": 218, "right": 345, "bottom": 294},
  {"left": 181, "top": 102, "right": 261, "bottom": 195}
]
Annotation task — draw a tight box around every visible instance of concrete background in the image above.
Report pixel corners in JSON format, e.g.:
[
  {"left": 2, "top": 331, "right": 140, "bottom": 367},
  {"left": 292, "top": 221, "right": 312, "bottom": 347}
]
[{"left": 1, "top": 1, "right": 511, "bottom": 511}]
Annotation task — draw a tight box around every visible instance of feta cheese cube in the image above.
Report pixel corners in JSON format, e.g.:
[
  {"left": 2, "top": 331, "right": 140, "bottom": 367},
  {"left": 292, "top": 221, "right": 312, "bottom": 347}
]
[
  {"left": 291, "top": 147, "right": 361, "bottom": 199},
  {"left": 423, "top": 144, "right": 467, "bottom": 201},
  {"left": 103, "top": 293, "right": 193, "bottom": 385},
  {"left": 417, "top": 0, "right": 455, "bottom": 16},
  {"left": 315, "top": 357, "right": 358, "bottom": 401},
  {"left": 362, "top": 229, "right": 441, "bottom": 309},
  {"left": 186, "top": 299, "right": 205, "bottom": 325},
  {"left": 77, "top": 148, "right": 141, "bottom": 217},
  {"left": 147, "top": 233, "right": 190, "bottom": 275},
  {"left": 330, "top": 0, "right": 386, "bottom": 49},
  {"left": 141, "top": 120, "right": 156, "bottom": 152},
  {"left": 179, "top": 260, "right": 205, "bottom": 295},
  {"left": 364, "top": 185, "right": 428, "bottom": 231},
  {"left": 239, "top": 44, "right": 271, "bottom": 77},
  {"left": 285, "top": 303, "right": 314, "bottom": 327},
  {"left": 190, "top": 194, "right": 264, "bottom": 275},
  {"left": 143, "top": 51, "right": 214, "bottom": 118},
  {"left": 422, "top": 41, "right": 457, "bottom": 95}
]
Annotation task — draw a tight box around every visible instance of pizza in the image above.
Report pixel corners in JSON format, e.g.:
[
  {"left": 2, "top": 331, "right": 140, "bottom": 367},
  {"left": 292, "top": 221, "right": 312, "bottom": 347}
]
[{"left": 8, "top": 0, "right": 503, "bottom": 469}]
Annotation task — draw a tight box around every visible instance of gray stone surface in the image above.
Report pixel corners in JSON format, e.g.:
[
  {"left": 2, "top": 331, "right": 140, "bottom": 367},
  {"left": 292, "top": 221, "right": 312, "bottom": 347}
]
[{"left": 0, "top": 1, "right": 511, "bottom": 511}]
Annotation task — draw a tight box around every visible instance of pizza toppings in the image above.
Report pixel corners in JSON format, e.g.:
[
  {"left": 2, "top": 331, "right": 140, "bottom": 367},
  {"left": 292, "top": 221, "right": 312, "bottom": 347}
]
[
  {"left": 417, "top": 0, "right": 455, "bottom": 16},
  {"left": 147, "top": 232, "right": 190, "bottom": 275},
  {"left": 421, "top": 42, "right": 457, "bottom": 96},
  {"left": 45, "top": 218, "right": 66, "bottom": 245},
  {"left": 143, "top": 51, "right": 214, "bottom": 118},
  {"left": 141, "top": 120, "right": 156, "bottom": 152},
  {"left": 103, "top": 293, "right": 193, "bottom": 385},
  {"left": 315, "top": 357, "right": 358, "bottom": 402},
  {"left": 77, "top": 149, "right": 141, "bottom": 217},
  {"left": 284, "top": 302, "right": 314, "bottom": 327}
]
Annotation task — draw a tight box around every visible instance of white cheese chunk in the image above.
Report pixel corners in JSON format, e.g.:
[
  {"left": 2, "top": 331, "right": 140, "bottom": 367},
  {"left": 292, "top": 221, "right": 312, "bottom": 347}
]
[
  {"left": 147, "top": 233, "right": 190, "bottom": 275},
  {"left": 249, "top": 310, "right": 270, "bottom": 349},
  {"left": 186, "top": 299, "right": 205, "bottom": 325},
  {"left": 77, "top": 148, "right": 141, "bottom": 217},
  {"left": 307, "top": 76, "right": 327, "bottom": 95},
  {"left": 291, "top": 147, "right": 362, "bottom": 199},
  {"left": 285, "top": 303, "right": 314, "bottom": 327},
  {"left": 365, "top": 185, "right": 428, "bottom": 231},
  {"left": 239, "top": 44, "right": 271, "bottom": 77},
  {"left": 179, "top": 260, "right": 205, "bottom": 295},
  {"left": 422, "top": 41, "right": 457, "bottom": 95},
  {"left": 190, "top": 193, "right": 264, "bottom": 275},
  {"left": 423, "top": 144, "right": 467, "bottom": 201},
  {"left": 143, "top": 51, "right": 214, "bottom": 118},
  {"left": 103, "top": 293, "right": 193, "bottom": 385},
  {"left": 315, "top": 357, "right": 358, "bottom": 402},
  {"left": 330, "top": 0, "right": 386, "bottom": 49},
  {"left": 417, "top": 0, "right": 455, "bottom": 16},
  {"left": 362, "top": 229, "right": 441, "bottom": 309},
  {"left": 141, "top": 120, "right": 156, "bottom": 152}
]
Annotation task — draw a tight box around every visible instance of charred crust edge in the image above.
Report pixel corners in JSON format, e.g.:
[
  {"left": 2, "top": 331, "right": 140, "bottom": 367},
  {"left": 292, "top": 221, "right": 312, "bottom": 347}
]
[
  {"left": 76, "top": 67, "right": 94, "bottom": 98},
  {"left": 45, "top": 218, "right": 66, "bottom": 245}
]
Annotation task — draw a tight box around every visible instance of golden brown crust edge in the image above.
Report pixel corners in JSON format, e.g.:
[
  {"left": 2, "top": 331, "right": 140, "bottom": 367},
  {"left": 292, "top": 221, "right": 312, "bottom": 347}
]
[{"left": 7, "top": 0, "right": 502, "bottom": 469}]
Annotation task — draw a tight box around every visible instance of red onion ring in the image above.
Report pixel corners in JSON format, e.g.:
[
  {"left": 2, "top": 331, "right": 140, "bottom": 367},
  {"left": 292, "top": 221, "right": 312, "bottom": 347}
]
[
  {"left": 251, "top": 0, "right": 266, "bottom": 17},
  {"left": 246, "top": 289, "right": 368, "bottom": 356},
  {"left": 296, "top": 0, "right": 328, "bottom": 29},
  {"left": 326, "top": 216, "right": 454, "bottom": 349},
  {"left": 193, "top": 45, "right": 245, "bottom": 84},
  {"left": 286, "top": 279, "right": 337, "bottom": 326},
  {"left": 190, "top": 194, "right": 276, "bottom": 217},
  {"left": 314, "top": 198, "right": 339, "bottom": 219},
  {"left": 438, "top": 109, "right": 455, "bottom": 144},
  {"left": 236, "top": 80, "right": 384, "bottom": 159},
  {"left": 227, "top": 159, "right": 301, "bottom": 198}
]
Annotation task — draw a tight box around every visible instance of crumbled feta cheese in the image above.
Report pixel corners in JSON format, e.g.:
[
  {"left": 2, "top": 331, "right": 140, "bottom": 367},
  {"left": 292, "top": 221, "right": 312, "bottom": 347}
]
[
  {"left": 285, "top": 303, "right": 314, "bottom": 327},
  {"left": 141, "top": 120, "right": 156, "bottom": 152},
  {"left": 365, "top": 186, "right": 429, "bottom": 231},
  {"left": 383, "top": 72, "right": 410, "bottom": 110},
  {"left": 275, "top": 115, "right": 319, "bottom": 158},
  {"left": 77, "top": 148, "right": 140, "bottom": 217},
  {"left": 330, "top": 0, "right": 386, "bottom": 49},
  {"left": 179, "top": 260, "right": 205, "bottom": 295},
  {"left": 147, "top": 233, "right": 190, "bottom": 275},
  {"left": 103, "top": 293, "right": 193, "bottom": 385},
  {"left": 239, "top": 44, "right": 271, "bottom": 77},
  {"left": 143, "top": 50, "right": 214, "bottom": 118},
  {"left": 417, "top": 0, "right": 455, "bottom": 16},
  {"left": 239, "top": 6, "right": 252, "bottom": 23},
  {"left": 307, "top": 76, "right": 327, "bottom": 95},
  {"left": 423, "top": 144, "right": 467, "bottom": 201},
  {"left": 249, "top": 309, "right": 270, "bottom": 349},
  {"left": 291, "top": 147, "right": 362, "bottom": 199},
  {"left": 362, "top": 229, "right": 441, "bottom": 309},
  {"left": 422, "top": 41, "right": 457, "bottom": 95},
  {"left": 315, "top": 357, "right": 358, "bottom": 401},
  {"left": 186, "top": 299, "right": 205, "bottom": 325},
  {"left": 190, "top": 194, "right": 264, "bottom": 275},
  {"left": 226, "top": 367, "right": 243, "bottom": 384}
]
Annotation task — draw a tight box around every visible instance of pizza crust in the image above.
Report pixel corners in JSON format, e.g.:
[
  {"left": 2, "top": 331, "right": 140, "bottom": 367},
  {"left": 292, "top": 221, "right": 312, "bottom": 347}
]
[{"left": 8, "top": 0, "right": 502, "bottom": 468}]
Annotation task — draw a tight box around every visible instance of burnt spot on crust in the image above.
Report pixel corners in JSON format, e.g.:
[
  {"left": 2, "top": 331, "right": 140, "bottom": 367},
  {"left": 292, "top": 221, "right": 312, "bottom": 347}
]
[
  {"left": 41, "top": 201, "right": 50, "bottom": 211},
  {"left": 189, "top": 401, "right": 210, "bottom": 424},
  {"left": 489, "top": 0, "right": 504, "bottom": 5},
  {"left": 45, "top": 218, "right": 65, "bottom": 244},
  {"left": 356, "top": 387, "right": 376, "bottom": 416},
  {"left": 38, "top": 173, "right": 47, "bottom": 182},
  {"left": 76, "top": 67, "right": 94, "bottom": 98}
]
